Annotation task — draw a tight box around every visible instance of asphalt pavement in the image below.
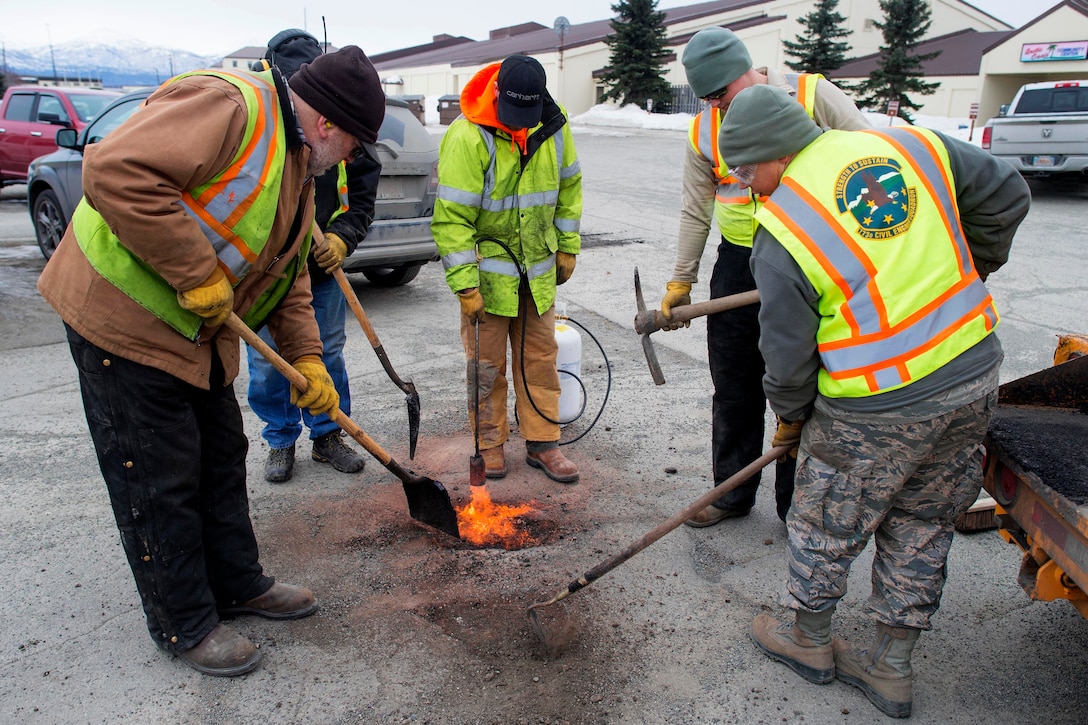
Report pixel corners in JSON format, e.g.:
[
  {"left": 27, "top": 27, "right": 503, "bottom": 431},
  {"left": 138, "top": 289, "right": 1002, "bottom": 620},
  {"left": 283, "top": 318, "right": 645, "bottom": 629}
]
[{"left": 1, "top": 128, "right": 1087, "bottom": 724}]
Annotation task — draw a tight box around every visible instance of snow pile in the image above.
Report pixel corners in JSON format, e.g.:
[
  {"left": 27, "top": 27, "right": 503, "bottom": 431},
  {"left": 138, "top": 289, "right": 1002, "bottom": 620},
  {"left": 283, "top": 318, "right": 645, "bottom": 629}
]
[{"left": 421, "top": 99, "right": 986, "bottom": 148}]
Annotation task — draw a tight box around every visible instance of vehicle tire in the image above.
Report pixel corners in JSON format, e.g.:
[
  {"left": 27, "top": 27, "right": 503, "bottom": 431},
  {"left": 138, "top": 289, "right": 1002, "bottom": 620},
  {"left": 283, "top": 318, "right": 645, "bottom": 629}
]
[
  {"left": 361, "top": 263, "right": 423, "bottom": 287},
  {"left": 32, "top": 189, "right": 67, "bottom": 260}
]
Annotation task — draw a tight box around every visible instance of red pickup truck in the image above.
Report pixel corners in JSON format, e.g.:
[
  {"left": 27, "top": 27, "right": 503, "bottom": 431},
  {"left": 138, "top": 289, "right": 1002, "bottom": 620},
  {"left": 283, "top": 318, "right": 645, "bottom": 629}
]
[{"left": 0, "top": 85, "right": 120, "bottom": 185}]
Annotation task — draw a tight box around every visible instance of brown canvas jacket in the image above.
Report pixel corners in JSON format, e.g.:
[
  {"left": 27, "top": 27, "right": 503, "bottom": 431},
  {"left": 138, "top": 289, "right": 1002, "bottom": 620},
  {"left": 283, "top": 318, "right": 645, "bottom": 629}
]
[{"left": 38, "top": 73, "right": 321, "bottom": 388}]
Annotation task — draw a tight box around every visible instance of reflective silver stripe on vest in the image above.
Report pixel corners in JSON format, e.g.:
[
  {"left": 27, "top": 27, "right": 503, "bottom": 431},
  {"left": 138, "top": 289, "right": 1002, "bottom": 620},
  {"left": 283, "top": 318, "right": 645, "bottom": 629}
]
[
  {"left": 526, "top": 254, "right": 556, "bottom": 281},
  {"left": 441, "top": 249, "right": 478, "bottom": 270},
  {"left": 554, "top": 217, "right": 580, "bottom": 232},
  {"left": 180, "top": 75, "right": 277, "bottom": 280},
  {"left": 772, "top": 181, "right": 994, "bottom": 377},
  {"left": 476, "top": 253, "right": 557, "bottom": 281},
  {"left": 881, "top": 128, "right": 974, "bottom": 277},
  {"left": 480, "top": 257, "right": 522, "bottom": 277}
]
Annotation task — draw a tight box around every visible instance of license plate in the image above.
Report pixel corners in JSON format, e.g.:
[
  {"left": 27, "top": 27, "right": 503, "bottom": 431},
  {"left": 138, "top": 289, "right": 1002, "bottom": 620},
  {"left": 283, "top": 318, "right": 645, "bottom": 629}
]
[{"left": 1033, "top": 155, "right": 1055, "bottom": 167}]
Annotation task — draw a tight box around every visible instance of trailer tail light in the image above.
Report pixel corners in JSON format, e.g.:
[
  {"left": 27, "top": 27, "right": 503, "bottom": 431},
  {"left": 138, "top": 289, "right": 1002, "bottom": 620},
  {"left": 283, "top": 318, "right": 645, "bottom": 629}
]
[{"left": 981, "top": 125, "right": 992, "bottom": 150}]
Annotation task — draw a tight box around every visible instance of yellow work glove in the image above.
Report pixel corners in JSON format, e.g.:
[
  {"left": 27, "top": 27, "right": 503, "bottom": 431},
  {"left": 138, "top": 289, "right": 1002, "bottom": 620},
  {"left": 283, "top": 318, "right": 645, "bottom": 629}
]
[
  {"left": 313, "top": 231, "right": 348, "bottom": 272},
  {"left": 177, "top": 266, "right": 233, "bottom": 328},
  {"left": 457, "top": 287, "right": 485, "bottom": 322},
  {"left": 660, "top": 281, "right": 692, "bottom": 330},
  {"left": 290, "top": 355, "right": 340, "bottom": 419},
  {"left": 556, "top": 251, "right": 577, "bottom": 285},
  {"left": 772, "top": 416, "right": 805, "bottom": 461}
]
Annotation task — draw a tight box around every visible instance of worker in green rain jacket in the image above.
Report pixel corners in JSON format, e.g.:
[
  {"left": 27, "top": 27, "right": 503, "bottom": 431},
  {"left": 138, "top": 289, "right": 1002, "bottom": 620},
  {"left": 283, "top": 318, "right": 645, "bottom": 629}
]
[{"left": 432, "top": 55, "right": 582, "bottom": 485}]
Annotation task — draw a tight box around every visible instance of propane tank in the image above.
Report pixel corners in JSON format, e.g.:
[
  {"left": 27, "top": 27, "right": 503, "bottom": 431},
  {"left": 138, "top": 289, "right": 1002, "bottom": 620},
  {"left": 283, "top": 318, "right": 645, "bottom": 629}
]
[{"left": 555, "top": 320, "right": 582, "bottom": 425}]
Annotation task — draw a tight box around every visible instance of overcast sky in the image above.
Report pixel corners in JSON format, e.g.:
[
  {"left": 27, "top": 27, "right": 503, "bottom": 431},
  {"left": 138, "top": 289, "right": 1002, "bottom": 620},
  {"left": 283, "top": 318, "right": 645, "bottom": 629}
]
[{"left": 0, "top": 0, "right": 1064, "bottom": 57}]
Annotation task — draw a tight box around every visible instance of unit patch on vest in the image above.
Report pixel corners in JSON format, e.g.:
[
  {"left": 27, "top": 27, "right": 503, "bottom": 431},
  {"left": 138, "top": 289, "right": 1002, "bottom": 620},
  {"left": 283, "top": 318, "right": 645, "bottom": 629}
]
[{"left": 834, "top": 157, "right": 917, "bottom": 240}]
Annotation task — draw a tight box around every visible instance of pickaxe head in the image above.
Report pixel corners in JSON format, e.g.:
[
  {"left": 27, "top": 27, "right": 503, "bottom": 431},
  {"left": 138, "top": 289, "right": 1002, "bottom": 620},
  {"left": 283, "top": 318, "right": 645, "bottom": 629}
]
[{"left": 633, "top": 267, "right": 666, "bottom": 385}]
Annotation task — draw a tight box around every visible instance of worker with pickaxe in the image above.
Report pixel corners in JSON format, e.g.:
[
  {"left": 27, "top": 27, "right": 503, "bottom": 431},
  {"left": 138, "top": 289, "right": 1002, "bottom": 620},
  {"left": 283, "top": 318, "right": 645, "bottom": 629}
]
[{"left": 656, "top": 27, "right": 869, "bottom": 527}]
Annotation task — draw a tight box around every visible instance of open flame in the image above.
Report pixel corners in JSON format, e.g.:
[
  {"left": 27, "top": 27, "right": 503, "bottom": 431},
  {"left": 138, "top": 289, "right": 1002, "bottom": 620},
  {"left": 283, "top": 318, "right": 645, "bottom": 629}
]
[{"left": 456, "top": 485, "right": 537, "bottom": 549}]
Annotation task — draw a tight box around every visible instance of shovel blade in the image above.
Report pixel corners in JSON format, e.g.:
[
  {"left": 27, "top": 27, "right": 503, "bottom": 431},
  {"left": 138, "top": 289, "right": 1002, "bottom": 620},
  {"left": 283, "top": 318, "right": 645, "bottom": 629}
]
[
  {"left": 402, "top": 478, "right": 460, "bottom": 538},
  {"left": 469, "top": 453, "right": 486, "bottom": 487},
  {"left": 406, "top": 389, "right": 421, "bottom": 459}
]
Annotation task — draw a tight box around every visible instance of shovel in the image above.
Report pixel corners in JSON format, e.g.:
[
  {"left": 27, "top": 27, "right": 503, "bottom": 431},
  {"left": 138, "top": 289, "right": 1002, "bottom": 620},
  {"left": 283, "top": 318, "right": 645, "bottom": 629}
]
[
  {"left": 469, "top": 317, "right": 485, "bottom": 487},
  {"left": 227, "top": 313, "right": 459, "bottom": 538},
  {"left": 315, "top": 226, "right": 422, "bottom": 459},
  {"left": 527, "top": 445, "right": 789, "bottom": 645}
]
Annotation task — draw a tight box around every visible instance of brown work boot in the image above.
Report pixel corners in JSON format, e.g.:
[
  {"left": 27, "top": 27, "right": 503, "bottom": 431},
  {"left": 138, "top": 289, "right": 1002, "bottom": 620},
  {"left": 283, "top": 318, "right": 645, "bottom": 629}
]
[
  {"left": 833, "top": 623, "right": 920, "bottom": 718},
  {"left": 177, "top": 623, "right": 261, "bottom": 677},
  {"left": 684, "top": 504, "right": 750, "bottom": 528},
  {"left": 481, "top": 445, "right": 507, "bottom": 479},
  {"left": 526, "top": 446, "right": 579, "bottom": 483},
  {"left": 219, "top": 582, "right": 318, "bottom": 620},
  {"left": 751, "top": 610, "right": 835, "bottom": 684}
]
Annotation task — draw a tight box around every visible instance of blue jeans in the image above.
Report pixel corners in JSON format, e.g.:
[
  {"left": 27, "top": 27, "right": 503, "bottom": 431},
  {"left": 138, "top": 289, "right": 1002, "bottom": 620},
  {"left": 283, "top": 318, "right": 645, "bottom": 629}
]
[{"left": 246, "top": 277, "right": 352, "bottom": 449}]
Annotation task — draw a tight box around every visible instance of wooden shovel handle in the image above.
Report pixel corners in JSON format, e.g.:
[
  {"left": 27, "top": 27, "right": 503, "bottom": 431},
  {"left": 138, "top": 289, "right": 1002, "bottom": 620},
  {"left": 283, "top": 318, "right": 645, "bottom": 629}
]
[{"left": 225, "top": 312, "right": 393, "bottom": 467}]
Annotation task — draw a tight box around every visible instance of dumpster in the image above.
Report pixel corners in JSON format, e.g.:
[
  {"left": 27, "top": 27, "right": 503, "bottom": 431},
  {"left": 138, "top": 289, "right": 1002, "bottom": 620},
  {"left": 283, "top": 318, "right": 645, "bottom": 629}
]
[
  {"left": 438, "top": 94, "right": 462, "bottom": 125},
  {"left": 401, "top": 95, "right": 425, "bottom": 125}
]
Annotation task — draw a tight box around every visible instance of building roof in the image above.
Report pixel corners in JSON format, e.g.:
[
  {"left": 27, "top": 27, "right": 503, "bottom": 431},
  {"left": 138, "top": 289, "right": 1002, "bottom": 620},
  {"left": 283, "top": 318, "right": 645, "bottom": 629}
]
[
  {"left": 835, "top": 28, "right": 1013, "bottom": 78},
  {"left": 372, "top": 0, "right": 774, "bottom": 71}
]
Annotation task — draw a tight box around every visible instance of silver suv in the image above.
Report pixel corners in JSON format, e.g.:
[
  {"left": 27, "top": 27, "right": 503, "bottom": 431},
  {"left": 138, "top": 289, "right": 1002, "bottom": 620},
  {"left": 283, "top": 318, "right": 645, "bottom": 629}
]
[{"left": 27, "top": 91, "right": 439, "bottom": 286}]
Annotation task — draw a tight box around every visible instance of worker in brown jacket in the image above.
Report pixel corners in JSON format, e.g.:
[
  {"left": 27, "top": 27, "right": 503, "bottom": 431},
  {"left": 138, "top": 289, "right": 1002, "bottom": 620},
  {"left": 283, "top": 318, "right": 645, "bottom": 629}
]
[{"left": 37, "top": 46, "right": 385, "bottom": 677}]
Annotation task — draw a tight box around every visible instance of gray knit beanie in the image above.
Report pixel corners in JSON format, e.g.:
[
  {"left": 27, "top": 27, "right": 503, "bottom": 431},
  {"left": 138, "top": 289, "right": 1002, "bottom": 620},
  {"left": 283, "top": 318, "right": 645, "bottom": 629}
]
[
  {"left": 682, "top": 27, "right": 752, "bottom": 98},
  {"left": 718, "top": 85, "right": 823, "bottom": 167}
]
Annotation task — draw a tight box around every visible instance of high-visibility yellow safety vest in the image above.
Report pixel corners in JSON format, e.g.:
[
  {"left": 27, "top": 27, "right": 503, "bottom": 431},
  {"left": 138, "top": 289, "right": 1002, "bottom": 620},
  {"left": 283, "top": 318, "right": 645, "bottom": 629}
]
[
  {"left": 689, "top": 73, "right": 819, "bottom": 247},
  {"left": 755, "top": 126, "right": 998, "bottom": 398},
  {"left": 73, "top": 68, "right": 306, "bottom": 340}
]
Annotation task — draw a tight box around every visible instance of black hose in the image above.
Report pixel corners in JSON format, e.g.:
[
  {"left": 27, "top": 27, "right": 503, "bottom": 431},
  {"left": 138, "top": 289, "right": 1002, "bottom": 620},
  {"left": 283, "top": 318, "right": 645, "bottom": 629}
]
[{"left": 472, "top": 236, "right": 611, "bottom": 444}]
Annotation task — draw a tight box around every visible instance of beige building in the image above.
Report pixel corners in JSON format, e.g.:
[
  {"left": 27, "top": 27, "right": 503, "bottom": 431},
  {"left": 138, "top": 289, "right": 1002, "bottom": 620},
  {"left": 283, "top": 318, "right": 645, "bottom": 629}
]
[
  {"left": 369, "top": 0, "right": 1009, "bottom": 117},
  {"left": 977, "top": 0, "right": 1088, "bottom": 120}
]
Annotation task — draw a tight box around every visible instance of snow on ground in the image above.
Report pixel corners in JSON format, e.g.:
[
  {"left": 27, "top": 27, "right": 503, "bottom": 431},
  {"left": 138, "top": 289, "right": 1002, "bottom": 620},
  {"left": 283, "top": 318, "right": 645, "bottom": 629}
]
[{"left": 416, "top": 96, "right": 986, "bottom": 147}]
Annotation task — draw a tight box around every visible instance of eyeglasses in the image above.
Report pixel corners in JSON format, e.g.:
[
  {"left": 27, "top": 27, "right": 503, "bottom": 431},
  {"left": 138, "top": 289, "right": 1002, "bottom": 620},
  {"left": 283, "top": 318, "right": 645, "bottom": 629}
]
[
  {"left": 729, "top": 163, "right": 757, "bottom": 186},
  {"left": 700, "top": 85, "right": 730, "bottom": 102},
  {"left": 349, "top": 144, "right": 366, "bottom": 161}
]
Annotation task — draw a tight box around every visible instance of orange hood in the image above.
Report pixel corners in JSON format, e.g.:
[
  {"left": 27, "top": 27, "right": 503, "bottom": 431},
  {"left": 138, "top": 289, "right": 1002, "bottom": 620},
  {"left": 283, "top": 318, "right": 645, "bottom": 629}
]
[{"left": 460, "top": 63, "right": 530, "bottom": 154}]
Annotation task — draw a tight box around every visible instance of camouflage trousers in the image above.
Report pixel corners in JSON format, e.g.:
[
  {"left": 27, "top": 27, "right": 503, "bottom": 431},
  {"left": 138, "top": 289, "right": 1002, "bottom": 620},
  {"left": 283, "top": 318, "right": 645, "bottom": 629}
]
[{"left": 780, "top": 389, "right": 997, "bottom": 630}]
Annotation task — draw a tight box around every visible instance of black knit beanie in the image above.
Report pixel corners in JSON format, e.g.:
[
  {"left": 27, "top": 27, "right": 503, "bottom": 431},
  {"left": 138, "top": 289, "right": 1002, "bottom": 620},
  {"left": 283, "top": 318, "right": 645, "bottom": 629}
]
[{"left": 289, "top": 45, "right": 385, "bottom": 152}]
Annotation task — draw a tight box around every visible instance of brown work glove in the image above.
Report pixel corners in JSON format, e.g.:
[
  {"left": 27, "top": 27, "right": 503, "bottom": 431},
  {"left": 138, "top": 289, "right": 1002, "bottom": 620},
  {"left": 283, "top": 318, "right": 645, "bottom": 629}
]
[
  {"left": 457, "top": 287, "right": 485, "bottom": 322},
  {"left": 660, "top": 281, "right": 692, "bottom": 331},
  {"left": 313, "top": 232, "right": 348, "bottom": 272},
  {"left": 556, "top": 251, "right": 577, "bottom": 285},
  {"left": 177, "top": 266, "right": 233, "bottom": 328},
  {"left": 290, "top": 355, "right": 340, "bottom": 419},
  {"left": 772, "top": 416, "right": 805, "bottom": 461}
]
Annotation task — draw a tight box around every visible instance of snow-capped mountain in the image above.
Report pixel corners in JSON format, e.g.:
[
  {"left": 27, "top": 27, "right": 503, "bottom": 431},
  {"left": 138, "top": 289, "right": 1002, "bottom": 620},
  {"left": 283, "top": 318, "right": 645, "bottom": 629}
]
[{"left": 2, "top": 38, "right": 222, "bottom": 88}]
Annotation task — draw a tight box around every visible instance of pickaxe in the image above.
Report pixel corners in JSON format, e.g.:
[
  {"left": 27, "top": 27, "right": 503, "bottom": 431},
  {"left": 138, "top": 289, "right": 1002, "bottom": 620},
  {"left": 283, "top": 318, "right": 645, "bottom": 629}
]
[
  {"left": 313, "top": 225, "right": 422, "bottom": 458},
  {"left": 632, "top": 266, "right": 759, "bottom": 385}
]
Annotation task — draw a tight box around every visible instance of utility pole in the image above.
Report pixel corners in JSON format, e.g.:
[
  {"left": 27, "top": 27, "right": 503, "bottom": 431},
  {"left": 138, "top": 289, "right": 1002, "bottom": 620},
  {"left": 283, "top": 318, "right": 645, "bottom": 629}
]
[{"left": 47, "top": 25, "right": 58, "bottom": 83}]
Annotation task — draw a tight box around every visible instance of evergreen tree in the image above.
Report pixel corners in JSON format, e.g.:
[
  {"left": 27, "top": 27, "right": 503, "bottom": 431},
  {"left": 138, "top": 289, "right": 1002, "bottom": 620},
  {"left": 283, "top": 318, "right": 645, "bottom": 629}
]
[
  {"left": 853, "top": 0, "right": 940, "bottom": 120},
  {"left": 782, "top": 0, "right": 853, "bottom": 77},
  {"left": 599, "top": 0, "right": 672, "bottom": 112}
]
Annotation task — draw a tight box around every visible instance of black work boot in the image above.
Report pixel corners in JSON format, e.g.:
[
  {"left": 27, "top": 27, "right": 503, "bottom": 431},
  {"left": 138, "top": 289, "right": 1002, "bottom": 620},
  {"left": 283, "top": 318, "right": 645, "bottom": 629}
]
[
  {"left": 751, "top": 608, "right": 835, "bottom": 684},
  {"left": 311, "top": 431, "right": 365, "bottom": 473},
  {"left": 265, "top": 445, "right": 295, "bottom": 483},
  {"left": 177, "top": 623, "right": 261, "bottom": 677},
  {"left": 834, "top": 622, "right": 920, "bottom": 718}
]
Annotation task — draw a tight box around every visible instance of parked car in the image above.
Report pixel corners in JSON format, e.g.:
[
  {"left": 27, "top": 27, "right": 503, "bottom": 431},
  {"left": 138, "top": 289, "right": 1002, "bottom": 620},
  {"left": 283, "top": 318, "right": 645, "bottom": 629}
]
[
  {"left": 0, "top": 85, "right": 120, "bottom": 185},
  {"left": 982, "top": 79, "right": 1088, "bottom": 179},
  {"left": 27, "top": 91, "right": 440, "bottom": 287}
]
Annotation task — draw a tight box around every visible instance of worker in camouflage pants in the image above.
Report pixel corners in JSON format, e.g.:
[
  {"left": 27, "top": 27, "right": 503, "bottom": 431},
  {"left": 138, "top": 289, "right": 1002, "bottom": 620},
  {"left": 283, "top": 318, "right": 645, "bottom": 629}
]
[{"left": 715, "top": 85, "right": 1030, "bottom": 719}]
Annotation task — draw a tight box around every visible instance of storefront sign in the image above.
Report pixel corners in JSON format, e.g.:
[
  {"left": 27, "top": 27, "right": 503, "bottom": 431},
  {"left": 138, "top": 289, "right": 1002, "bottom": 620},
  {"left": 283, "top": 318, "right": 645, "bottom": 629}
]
[{"left": 1021, "top": 41, "right": 1088, "bottom": 62}]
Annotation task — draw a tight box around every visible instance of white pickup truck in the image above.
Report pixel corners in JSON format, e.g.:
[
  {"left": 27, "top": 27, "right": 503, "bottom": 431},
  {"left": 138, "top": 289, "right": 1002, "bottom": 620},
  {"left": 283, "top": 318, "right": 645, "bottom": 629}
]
[{"left": 982, "top": 80, "right": 1088, "bottom": 178}]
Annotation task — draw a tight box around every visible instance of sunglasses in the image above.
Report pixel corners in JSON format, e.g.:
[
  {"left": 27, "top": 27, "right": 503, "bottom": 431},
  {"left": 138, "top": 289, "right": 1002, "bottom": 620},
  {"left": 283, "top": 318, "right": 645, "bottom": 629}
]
[
  {"left": 700, "top": 85, "right": 730, "bottom": 102},
  {"left": 349, "top": 144, "right": 366, "bottom": 161},
  {"left": 729, "top": 163, "right": 757, "bottom": 186}
]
